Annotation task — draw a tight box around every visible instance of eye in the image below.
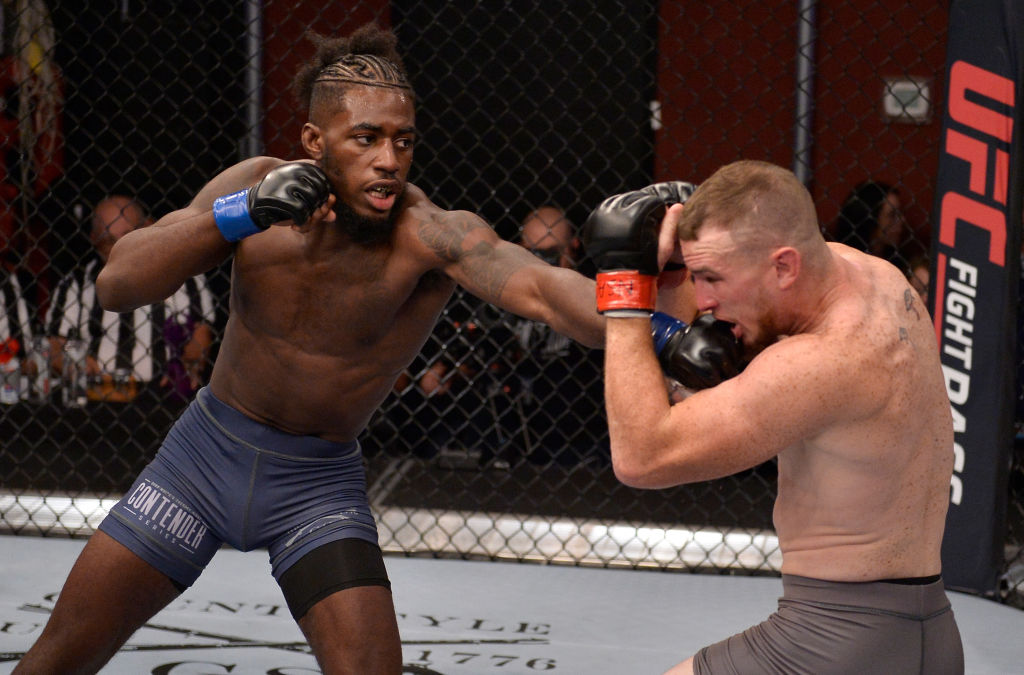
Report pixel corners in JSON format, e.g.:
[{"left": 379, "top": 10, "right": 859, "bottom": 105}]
[
  {"left": 693, "top": 273, "right": 718, "bottom": 285},
  {"left": 396, "top": 137, "right": 415, "bottom": 150},
  {"left": 354, "top": 134, "right": 374, "bottom": 146}
]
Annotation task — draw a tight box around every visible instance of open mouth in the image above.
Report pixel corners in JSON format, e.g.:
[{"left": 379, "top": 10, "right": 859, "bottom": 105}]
[
  {"left": 723, "top": 321, "right": 741, "bottom": 340},
  {"left": 367, "top": 184, "right": 399, "bottom": 210}
]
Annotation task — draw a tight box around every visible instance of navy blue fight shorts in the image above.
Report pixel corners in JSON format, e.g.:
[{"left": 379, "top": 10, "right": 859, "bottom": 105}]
[{"left": 99, "top": 386, "right": 387, "bottom": 618}]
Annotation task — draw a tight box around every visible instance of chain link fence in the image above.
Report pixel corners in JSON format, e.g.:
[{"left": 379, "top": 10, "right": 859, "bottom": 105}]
[{"left": 0, "top": 0, "right": 1020, "bottom": 608}]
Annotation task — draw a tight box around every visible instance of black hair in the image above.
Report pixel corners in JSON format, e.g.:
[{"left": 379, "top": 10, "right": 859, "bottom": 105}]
[
  {"left": 292, "top": 23, "right": 412, "bottom": 121},
  {"left": 835, "top": 180, "right": 896, "bottom": 251}
]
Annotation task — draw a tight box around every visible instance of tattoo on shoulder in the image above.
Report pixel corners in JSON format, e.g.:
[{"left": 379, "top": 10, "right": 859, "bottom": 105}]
[
  {"left": 903, "top": 288, "right": 921, "bottom": 321},
  {"left": 416, "top": 211, "right": 513, "bottom": 299},
  {"left": 899, "top": 326, "right": 909, "bottom": 342},
  {"left": 417, "top": 212, "right": 484, "bottom": 262}
]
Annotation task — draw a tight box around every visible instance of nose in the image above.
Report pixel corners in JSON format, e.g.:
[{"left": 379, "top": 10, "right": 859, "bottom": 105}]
[
  {"left": 375, "top": 141, "right": 400, "bottom": 173},
  {"left": 693, "top": 279, "right": 716, "bottom": 313}
]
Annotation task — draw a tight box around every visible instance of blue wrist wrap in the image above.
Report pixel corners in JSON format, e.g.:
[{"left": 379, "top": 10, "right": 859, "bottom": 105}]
[
  {"left": 213, "top": 189, "right": 263, "bottom": 241},
  {"left": 650, "top": 311, "right": 687, "bottom": 354}
]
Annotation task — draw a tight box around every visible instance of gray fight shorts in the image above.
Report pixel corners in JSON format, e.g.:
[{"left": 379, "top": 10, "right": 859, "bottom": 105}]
[{"left": 693, "top": 574, "right": 964, "bottom": 674}]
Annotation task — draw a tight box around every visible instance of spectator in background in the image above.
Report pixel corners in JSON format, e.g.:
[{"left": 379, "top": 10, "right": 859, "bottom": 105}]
[
  {"left": 493, "top": 205, "right": 605, "bottom": 466},
  {"left": 403, "top": 298, "right": 513, "bottom": 466},
  {"left": 520, "top": 205, "right": 579, "bottom": 269},
  {"left": 45, "top": 195, "right": 215, "bottom": 403},
  {"left": 403, "top": 206, "right": 604, "bottom": 468},
  {"left": 907, "top": 254, "right": 930, "bottom": 309},
  {"left": 835, "top": 180, "right": 916, "bottom": 268},
  {"left": 0, "top": 252, "right": 33, "bottom": 402},
  {"left": 0, "top": 0, "right": 64, "bottom": 316}
]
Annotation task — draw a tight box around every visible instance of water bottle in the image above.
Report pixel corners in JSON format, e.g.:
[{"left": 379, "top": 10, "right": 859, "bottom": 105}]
[
  {"left": 61, "top": 338, "right": 88, "bottom": 408},
  {"left": 28, "top": 335, "right": 52, "bottom": 403},
  {"left": 0, "top": 355, "right": 20, "bottom": 405},
  {"left": 113, "top": 367, "right": 137, "bottom": 402}
]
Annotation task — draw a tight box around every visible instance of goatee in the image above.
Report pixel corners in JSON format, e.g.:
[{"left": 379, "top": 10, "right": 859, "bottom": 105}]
[{"left": 333, "top": 192, "right": 404, "bottom": 245}]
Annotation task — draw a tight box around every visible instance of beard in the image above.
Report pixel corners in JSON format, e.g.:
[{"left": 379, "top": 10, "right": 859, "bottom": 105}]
[
  {"left": 740, "top": 310, "right": 785, "bottom": 360},
  {"left": 319, "top": 150, "right": 404, "bottom": 246},
  {"left": 332, "top": 189, "right": 404, "bottom": 246},
  {"left": 735, "top": 285, "right": 786, "bottom": 360}
]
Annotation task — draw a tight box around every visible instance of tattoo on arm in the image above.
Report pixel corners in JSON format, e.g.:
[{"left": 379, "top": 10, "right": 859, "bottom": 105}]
[{"left": 417, "top": 212, "right": 514, "bottom": 300}]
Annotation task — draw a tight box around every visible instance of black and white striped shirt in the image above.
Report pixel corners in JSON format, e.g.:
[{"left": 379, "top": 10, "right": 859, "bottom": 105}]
[
  {"left": 1, "top": 266, "right": 32, "bottom": 356},
  {"left": 45, "top": 257, "right": 216, "bottom": 382}
]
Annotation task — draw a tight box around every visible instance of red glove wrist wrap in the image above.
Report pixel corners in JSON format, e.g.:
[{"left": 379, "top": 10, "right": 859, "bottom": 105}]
[{"left": 596, "top": 270, "right": 657, "bottom": 313}]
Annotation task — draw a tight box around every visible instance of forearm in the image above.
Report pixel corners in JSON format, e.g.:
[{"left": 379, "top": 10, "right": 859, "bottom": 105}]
[
  {"left": 98, "top": 156, "right": 285, "bottom": 312},
  {"left": 605, "top": 317, "right": 675, "bottom": 487},
  {"left": 97, "top": 210, "right": 233, "bottom": 311},
  {"left": 655, "top": 271, "right": 698, "bottom": 323},
  {"left": 456, "top": 239, "right": 605, "bottom": 347},
  {"left": 534, "top": 266, "right": 604, "bottom": 348}
]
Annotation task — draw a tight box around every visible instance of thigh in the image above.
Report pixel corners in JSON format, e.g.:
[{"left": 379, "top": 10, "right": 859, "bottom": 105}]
[
  {"left": 16, "top": 530, "right": 182, "bottom": 673},
  {"left": 277, "top": 538, "right": 391, "bottom": 620},
  {"left": 921, "top": 608, "right": 965, "bottom": 675},
  {"left": 299, "top": 585, "right": 402, "bottom": 675},
  {"left": 99, "top": 460, "right": 224, "bottom": 587},
  {"left": 697, "top": 601, "right": 921, "bottom": 675},
  {"left": 279, "top": 539, "right": 399, "bottom": 674}
]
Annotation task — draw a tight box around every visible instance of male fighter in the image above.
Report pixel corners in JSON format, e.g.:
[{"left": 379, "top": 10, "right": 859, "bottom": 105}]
[
  {"left": 586, "top": 159, "right": 963, "bottom": 674},
  {"left": 15, "top": 25, "right": 738, "bottom": 674}
]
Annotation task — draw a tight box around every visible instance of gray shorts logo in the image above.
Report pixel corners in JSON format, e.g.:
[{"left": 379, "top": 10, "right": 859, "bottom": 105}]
[
  {"left": 283, "top": 509, "right": 367, "bottom": 549},
  {"left": 122, "top": 478, "right": 209, "bottom": 553}
]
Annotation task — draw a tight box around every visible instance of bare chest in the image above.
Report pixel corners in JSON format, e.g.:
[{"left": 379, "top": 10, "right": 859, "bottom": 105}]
[{"left": 233, "top": 252, "right": 454, "bottom": 355}]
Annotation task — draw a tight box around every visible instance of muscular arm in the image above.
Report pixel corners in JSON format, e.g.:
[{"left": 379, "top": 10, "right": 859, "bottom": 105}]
[
  {"left": 428, "top": 210, "right": 605, "bottom": 348},
  {"left": 605, "top": 320, "right": 846, "bottom": 488},
  {"left": 97, "top": 156, "right": 283, "bottom": 311}
]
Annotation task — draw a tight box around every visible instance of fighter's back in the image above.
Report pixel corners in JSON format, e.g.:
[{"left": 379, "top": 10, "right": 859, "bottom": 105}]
[{"left": 774, "top": 244, "right": 953, "bottom": 581}]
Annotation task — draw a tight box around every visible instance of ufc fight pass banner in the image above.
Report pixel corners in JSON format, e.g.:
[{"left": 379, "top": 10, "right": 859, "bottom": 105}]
[{"left": 931, "top": 0, "right": 1023, "bottom": 595}]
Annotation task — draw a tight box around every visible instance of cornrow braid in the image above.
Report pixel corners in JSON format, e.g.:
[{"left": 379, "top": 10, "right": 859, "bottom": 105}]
[
  {"left": 314, "top": 54, "right": 412, "bottom": 92},
  {"left": 292, "top": 23, "right": 413, "bottom": 121}
]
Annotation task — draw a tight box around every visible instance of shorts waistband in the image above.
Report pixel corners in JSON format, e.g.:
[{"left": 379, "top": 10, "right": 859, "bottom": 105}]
[
  {"left": 781, "top": 574, "right": 951, "bottom": 617},
  {"left": 196, "top": 386, "right": 359, "bottom": 460}
]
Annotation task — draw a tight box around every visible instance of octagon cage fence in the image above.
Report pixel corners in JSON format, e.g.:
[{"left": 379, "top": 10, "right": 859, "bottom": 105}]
[{"left": 0, "top": 0, "right": 1021, "bottom": 612}]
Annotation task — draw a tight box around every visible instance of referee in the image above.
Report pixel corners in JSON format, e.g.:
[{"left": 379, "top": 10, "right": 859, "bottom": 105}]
[{"left": 45, "top": 195, "right": 215, "bottom": 403}]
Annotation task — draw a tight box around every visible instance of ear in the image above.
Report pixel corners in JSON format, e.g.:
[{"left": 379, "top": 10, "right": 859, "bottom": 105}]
[
  {"left": 301, "top": 122, "right": 323, "bottom": 160},
  {"left": 771, "top": 247, "right": 801, "bottom": 290}
]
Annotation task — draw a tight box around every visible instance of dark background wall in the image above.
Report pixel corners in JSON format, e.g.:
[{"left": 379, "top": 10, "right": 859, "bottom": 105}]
[{"left": 656, "top": 0, "right": 947, "bottom": 243}]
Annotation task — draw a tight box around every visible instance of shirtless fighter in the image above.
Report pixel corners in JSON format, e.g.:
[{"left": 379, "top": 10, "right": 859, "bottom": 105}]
[
  {"left": 15, "top": 24, "right": 738, "bottom": 675},
  {"left": 586, "top": 159, "right": 963, "bottom": 674}
]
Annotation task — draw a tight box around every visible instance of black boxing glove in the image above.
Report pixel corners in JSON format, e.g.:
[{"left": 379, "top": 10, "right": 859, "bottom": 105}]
[
  {"left": 638, "top": 181, "right": 697, "bottom": 207},
  {"left": 642, "top": 181, "right": 697, "bottom": 272},
  {"left": 212, "top": 162, "right": 332, "bottom": 241},
  {"left": 583, "top": 189, "right": 665, "bottom": 316},
  {"left": 650, "top": 312, "right": 743, "bottom": 390}
]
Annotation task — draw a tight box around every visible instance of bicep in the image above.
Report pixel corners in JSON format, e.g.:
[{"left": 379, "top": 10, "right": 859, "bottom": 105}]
[
  {"left": 184, "top": 156, "right": 283, "bottom": 213},
  {"left": 430, "top": 212, "right": 543, "bottom": 310},
  {"left": 661, "top": 343, "right": 845, "bottom": 480}
]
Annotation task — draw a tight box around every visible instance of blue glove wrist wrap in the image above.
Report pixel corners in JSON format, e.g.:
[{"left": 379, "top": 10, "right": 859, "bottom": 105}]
[
  {"left": 650, "top": 311, "right": 687, "bottom": 354},
  {"left": 213, "top": 189, "right": 263, "bottom": 242}
]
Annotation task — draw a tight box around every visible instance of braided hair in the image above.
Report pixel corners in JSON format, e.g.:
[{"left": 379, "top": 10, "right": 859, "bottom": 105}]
[{"left": 292, "top": 24, "right": 413, "bottom": 124}]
